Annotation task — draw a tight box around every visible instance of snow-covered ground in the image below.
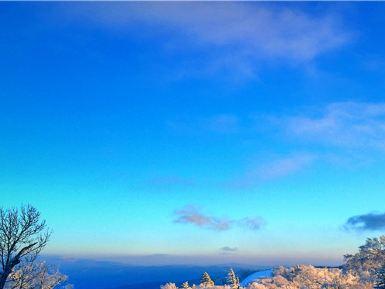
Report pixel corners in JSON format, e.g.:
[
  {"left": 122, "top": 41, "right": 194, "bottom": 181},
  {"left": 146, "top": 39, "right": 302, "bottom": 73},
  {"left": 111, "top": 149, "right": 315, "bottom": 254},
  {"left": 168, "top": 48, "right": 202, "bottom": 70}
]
[{"left": 240, "top": 269, "right": 273, "bottom": 287}]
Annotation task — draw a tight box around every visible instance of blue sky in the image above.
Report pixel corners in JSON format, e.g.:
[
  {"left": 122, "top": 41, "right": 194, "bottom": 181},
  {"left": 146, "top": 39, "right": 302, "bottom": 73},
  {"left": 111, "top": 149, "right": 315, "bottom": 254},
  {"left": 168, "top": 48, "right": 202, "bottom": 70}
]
[{"left": 1, "top": 2, "right": 385, "bottom": 266}]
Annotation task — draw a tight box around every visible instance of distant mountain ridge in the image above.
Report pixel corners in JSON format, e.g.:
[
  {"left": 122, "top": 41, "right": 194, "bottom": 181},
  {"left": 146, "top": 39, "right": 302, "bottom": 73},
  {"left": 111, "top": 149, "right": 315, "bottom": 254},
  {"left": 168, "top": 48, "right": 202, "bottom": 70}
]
[{"left": 43, "top": 256, "right": 267, "bottom": 289}]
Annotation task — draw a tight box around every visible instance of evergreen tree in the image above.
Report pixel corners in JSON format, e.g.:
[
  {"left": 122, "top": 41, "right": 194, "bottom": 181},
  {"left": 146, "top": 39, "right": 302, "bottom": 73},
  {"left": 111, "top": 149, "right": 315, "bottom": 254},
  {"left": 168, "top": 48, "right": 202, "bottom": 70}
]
[
  {"left": 376, "top": 264, "right": 385, "bottom": 289},
  {"left": 226, "top": 268, "right": 239, "bottom": 289},
  {"left": 182, "top": 281, "right": 190, "bottom": 289},
  {"left": 200, "top": 272, "right": 214, "bottom": 287}
]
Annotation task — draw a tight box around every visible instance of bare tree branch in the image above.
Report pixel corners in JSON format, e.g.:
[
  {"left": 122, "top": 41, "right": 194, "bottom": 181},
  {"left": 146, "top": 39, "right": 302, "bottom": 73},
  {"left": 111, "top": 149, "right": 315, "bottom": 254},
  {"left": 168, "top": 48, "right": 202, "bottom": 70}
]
[{"left": 0, "top": 205, "right": 51, "bottom": 289}]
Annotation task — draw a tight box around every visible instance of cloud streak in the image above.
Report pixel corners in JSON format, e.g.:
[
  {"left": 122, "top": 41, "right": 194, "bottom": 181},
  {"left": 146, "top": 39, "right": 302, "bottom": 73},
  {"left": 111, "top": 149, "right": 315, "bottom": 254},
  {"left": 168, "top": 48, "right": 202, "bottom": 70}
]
[
  {"left": 238, "top": 217, "right": 265, "bottom": 231},
  {"left": 72, "top": 3, "right": 351, "bottom": 78},
  {"left": 257, "top": 154, "right": 316, "bottom": 181},
  {"left": 174, "top": 206, "right": 231, "bottom": 231},
  {"left": 344, "top": 212, "right": 385, "bottom": 231},
  {"left": 170, "top": 102, "right": 385, "bottom": 188},
  {"left": 174, "top": 206, "right": 264, "bottom": 232},
  {"left": 284, "top": 102, "right": 385, "bottom": 150},
  {"left": 231, "top": 153, "right": 316, "bottom": 188},
  {"left": 221, "top": 246, "right": 238, "bottom": 253}
]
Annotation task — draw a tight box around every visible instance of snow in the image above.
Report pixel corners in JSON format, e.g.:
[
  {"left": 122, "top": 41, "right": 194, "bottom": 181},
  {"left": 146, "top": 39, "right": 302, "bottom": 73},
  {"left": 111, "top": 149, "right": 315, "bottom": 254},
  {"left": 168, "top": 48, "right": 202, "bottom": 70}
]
[{"left": 240, "top": 269, "right": 273, "bottom": 287}]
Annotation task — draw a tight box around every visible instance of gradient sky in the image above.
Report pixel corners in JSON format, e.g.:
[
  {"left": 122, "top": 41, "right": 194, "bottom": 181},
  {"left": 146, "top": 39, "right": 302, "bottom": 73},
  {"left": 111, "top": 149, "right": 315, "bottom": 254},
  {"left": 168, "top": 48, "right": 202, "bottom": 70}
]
[{"left": 2, "top": 2, "right": 385, "bottom": 266}]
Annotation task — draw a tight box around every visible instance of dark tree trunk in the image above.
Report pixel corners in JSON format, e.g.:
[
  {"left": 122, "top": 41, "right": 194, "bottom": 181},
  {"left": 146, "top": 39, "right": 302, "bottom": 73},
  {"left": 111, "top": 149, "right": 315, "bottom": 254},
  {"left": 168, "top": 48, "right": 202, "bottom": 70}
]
[{"left": 0, "top": 268, "right": 11, "bottom": 289}]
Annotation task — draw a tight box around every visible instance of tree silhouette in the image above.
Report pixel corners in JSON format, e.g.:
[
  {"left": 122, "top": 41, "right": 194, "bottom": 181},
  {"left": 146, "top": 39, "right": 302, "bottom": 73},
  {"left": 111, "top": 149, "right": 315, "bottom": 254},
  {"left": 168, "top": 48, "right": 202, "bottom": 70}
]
[{"left": 0, "top": 205, "right": 50, "bottom": 289}]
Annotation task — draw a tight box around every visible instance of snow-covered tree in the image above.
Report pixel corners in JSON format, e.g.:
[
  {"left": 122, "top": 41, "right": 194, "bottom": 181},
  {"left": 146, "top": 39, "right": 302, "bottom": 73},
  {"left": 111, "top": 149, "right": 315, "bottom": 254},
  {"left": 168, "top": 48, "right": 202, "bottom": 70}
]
[
  {"left": 247, "top": 265, "right": 371, "bottom": 289},
  {"left": 226, "top": 269, "right": 239, "bottom": 289},
  {"left": 6, "top": 261, "right": 69, "bottom": 289},
  {"left": 160, "top": 235, "right": 385, "bottom": 289},
  {"left": 161, "top": 283, "right": 178, "bottom": 289},
  {"left": 0, "top": 206, "right": 70, "bottom": 289},
  {"left": 181, "top": 281, "right": 191, "bottom": 289},
  {"left": 344, "top": 236, "right": 385, "bottom": 283},
  {"left": 201, "top": 272, "right": 214, "bottom": 287},
  {"left": 0, "top": 206, "right": 51, "bottom": 289},
  {"left": 375, "top": 264, "right": 385, "bottom": 289}
]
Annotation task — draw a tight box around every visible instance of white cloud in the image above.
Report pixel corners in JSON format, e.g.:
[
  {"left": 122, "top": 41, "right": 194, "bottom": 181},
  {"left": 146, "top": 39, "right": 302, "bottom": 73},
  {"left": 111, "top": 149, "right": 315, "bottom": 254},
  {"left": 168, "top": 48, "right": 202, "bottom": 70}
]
[
  {"left": 72, "top": 3, "right": 350, "bottom": 78},
  {"left": 231, "top": 153, "right": 316, "bottom": 188},
  {"left": 284, "top": 102, "right": 385, "bottom": 150},
  {"left": 257, "top": 154, "right": 316, "bottom": 180}
]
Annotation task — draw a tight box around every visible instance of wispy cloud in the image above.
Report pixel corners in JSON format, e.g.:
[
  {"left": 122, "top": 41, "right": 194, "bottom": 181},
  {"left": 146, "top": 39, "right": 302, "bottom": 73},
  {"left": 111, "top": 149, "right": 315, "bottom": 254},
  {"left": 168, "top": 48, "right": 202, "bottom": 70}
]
[
  {"left": 174, "top": 206, "right": 231, "bottom": 231},
  {"left": 174, "top": 205, "right": 264, "bottom": 232},
  {"left": 231, "top": 153, "right": 316, "bottom": 188},
  {"left": 170, "top": 102, "right": 385, "bottom": 188},
  {"left": 72, "top": 3, "right": 350, "bottom": 78},
  {"left": 344, "top": 212, "right": 385, "bottom": 231},
  {"left": 220, "top": 246, "right": 238, "bottom": 253},
  {"left": 238, "top": 217, "right": 265, "bottom": 231},
  {"left": 257, "top": 154, "right": 316, "bottom": 181},
  {"left": 283, "top": 102, "right": 385, "bottom": 150}
]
